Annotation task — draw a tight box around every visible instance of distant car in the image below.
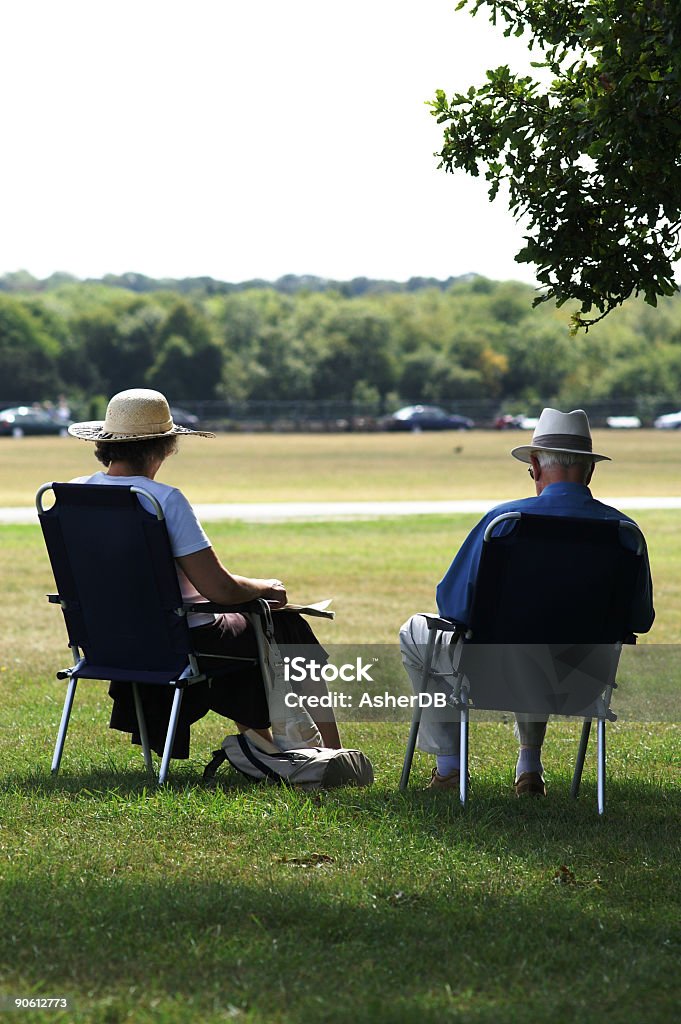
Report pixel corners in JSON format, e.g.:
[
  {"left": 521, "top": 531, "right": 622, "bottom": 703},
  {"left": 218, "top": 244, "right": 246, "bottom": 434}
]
[
  {"left": 170, "top": 406, "right": 200, "bottom": 429},
  {"left": 606, "top": 416, "right": 642, "bottom": 429},
  {"left": 0, "top": 406, "right": 71, "bottom": 437},
  {"left": 653, "top": 410, "right": 681, "bottom": 429},
  {"left": 494, "top": 414, "right": 524, "bottom": 430},
  {"left": 381, "top": 404, "right": 474, "bottom": 431}
]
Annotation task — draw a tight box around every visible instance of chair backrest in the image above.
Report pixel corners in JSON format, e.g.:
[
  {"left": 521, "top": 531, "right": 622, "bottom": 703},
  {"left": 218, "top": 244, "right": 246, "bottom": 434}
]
[
  {"left": 469, "top": 513, "right": 643, "bottom": 644},
  {"left": 460, "top": 513, "right": 645, "bottom": 715},
  {"left": 38, "top": 483, "right": 193, "bottom": 680}
]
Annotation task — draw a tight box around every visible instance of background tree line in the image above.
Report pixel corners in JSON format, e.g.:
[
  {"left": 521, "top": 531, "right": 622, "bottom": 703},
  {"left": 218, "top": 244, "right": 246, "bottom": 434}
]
[{"left": 2, "top": 272, "right": 681, "bottom": 419}]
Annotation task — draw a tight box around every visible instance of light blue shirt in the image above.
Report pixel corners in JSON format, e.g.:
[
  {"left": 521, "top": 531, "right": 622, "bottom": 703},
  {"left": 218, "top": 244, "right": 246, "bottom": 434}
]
[{"left": 436, "top": 482, "right": 655, "bottom": 632}]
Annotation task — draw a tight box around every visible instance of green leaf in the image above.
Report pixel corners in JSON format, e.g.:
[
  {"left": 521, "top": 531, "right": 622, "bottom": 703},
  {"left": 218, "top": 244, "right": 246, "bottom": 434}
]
[{"left": 432, "top": 0, "right": 681, "bottom": 329}]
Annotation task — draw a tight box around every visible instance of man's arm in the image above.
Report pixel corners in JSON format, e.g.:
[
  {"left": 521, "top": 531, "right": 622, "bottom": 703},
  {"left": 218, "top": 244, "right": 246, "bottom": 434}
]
[
  {"left": 176, "top": 547, "right": 287, "bottom": 608},
  {"left": 436, "top": 516, "right": 490, "bottom": 624},
  {"left": 630, "top": 542, "right": 655, "bottom": 634}
]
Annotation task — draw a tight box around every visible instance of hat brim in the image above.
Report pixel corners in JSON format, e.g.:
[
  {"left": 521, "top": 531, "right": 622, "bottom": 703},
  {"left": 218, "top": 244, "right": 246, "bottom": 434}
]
[
  {"left": 68, "top": 422, "right": 215, "bottom": 441},
  {"left": 511, "top": 443, "right": 610, "bottom": 464}
]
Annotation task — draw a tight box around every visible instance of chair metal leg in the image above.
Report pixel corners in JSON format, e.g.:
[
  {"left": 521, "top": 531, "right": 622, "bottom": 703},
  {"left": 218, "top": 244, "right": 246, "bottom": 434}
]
[
  {"left": 459, "top": 695, "right": 469, "bottom": 807},
  {"left": 570, "top": 719, "right": 592, "bottom": 799},
  {"left": 51, "top": 677, "right": 78, "bottom": 774},
  {"left": 597, "top": 718, "right": 606, "bottom": 815},
  {"left": 399, "top": 714, "right": 422, "bottom": 791},
  {"left": 158, "top": 686, "right": 184, "bottom": 785},
  {"left": 131, "top": 682, "right": 154, "bottom": 777},
  {"left": 399, "top": 628, "right": 438, "bottom": 790}
]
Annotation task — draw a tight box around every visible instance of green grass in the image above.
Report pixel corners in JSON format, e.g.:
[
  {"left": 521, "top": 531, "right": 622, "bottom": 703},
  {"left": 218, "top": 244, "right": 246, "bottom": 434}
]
[
  {"left": 1, "top": 721, "right": 679, "bottom": 1024},
  {"left": 1, "top": 435, "right": 680, "bottom": 1022},
  {"left": 1, "top": 513, "right": 680, "bottom": 1023}
]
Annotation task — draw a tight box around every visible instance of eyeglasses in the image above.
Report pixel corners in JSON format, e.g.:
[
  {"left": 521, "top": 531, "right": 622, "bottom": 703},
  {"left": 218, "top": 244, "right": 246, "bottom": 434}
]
[{"left": 527, "top": 467, "right": 535, "bottom": 480}]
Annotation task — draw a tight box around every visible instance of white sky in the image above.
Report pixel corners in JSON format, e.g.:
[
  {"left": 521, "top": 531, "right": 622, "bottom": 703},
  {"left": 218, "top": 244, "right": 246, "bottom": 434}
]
[{"left": 0, "top": 0, "right": 540, "bottom": 285}]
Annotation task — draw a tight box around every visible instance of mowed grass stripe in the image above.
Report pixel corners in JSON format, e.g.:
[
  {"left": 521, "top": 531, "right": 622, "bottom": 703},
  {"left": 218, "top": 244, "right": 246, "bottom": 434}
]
[
  {"left": 2, "top": 428, "right": 681, "bottom": 506},
  {"left": 2, "top": 510, "right": 680, "bottom": 654}
]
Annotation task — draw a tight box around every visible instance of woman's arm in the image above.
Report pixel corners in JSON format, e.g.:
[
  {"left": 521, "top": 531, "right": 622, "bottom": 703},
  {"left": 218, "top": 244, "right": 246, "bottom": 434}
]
[{"left": 176, "top": 547, "right": 287, "bottom": 607}]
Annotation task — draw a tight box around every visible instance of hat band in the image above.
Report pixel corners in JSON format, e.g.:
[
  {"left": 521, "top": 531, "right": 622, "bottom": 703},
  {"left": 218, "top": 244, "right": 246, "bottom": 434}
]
[
  {"left": 100, "top": 420, "right": 173, "bottom": 438},
  {"left": 98, "top": 431, "right": 168, "bottom": 440},
  {"left": 531, "top": 432, "right": 592, "bottom": 452}
]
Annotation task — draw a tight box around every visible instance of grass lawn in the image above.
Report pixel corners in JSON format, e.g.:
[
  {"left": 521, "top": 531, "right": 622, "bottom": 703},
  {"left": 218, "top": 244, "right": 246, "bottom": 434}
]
[
  {"left": 2, "top": 428, "right": 681, "bottom": 505},
  {"left": 0, "top": 435, "right": 680, "bottom": 1022}
]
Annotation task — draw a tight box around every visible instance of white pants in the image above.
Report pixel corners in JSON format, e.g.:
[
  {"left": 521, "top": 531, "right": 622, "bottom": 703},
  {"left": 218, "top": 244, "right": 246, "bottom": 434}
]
[{"left": 399, "top": 614, "right": 548, "bottom": 754}]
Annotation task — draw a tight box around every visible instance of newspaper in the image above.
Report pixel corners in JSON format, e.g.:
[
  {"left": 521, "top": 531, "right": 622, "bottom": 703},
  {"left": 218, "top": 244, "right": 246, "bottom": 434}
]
[{"left": 279, "top": 599, "right": 335, "bottom": 619}]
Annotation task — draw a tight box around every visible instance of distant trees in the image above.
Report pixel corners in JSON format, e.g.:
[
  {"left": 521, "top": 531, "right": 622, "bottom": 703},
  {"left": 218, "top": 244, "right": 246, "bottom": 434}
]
[
  {"left": 311, "top": 305, "right": 396, "bottom": 401},
  {"left": 0, "top": 296, "right": 62, "bottom": 397},
  {"left": 147, "top": 301, "right": 223, "bottom": 399},
  {"left": 3, "top": 273, "right": 681, "bottom": 413}
]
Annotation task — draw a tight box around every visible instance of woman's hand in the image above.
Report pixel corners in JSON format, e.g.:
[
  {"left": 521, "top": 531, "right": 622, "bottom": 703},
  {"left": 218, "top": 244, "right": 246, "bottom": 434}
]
[{"left": 263, "top": 580, "right": 287, "bottom": 608}]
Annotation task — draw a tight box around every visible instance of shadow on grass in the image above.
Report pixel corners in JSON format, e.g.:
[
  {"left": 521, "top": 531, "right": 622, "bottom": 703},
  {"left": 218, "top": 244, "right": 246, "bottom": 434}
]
[
  {"left": 2, "top": 863, "right": 679, "bottom": 1024},
  {"left": 2, "top": 763, "right": 680, "bottom": 1022},
  {"left": 3, "top": 757, "right": 680, "bottom": 817}
]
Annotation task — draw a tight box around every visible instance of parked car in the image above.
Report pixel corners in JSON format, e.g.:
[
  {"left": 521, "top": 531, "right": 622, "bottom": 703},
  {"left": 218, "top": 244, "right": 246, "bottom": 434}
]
[
  {"left": 0, "top": 406, "right": 71, "bottom": 437},
  {"left": 494, "top": 414, "right": 524, "bottom": 430},
  {"left": 606, "top": 415, "right": 642, "bottom": 429},
  {"left": 170, "top": 406, "right": 201, "bottom": 429},
  {"left": 653, "top": 410, "right": 681, "bottom": 429},
  {"left": 380, "top": 405, "right": 474, "bottom": 432}
]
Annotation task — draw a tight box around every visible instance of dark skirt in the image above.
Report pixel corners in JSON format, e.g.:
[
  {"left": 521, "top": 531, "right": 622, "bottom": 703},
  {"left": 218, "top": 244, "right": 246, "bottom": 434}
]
[{"left": 108, "top": 611, "right": 326, "bottom": 759}]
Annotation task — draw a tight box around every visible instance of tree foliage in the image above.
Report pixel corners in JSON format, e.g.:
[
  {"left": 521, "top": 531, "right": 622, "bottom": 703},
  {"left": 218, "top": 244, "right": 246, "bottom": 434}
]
[
  {"left": 431, "top": 1, "right": 681, "bottom": 328},
  {"left": 0, "top": 296, "right": 62, "bottom": 396},
  {"left": 5, "top": 276, "right": 681, "bottom": 416}
]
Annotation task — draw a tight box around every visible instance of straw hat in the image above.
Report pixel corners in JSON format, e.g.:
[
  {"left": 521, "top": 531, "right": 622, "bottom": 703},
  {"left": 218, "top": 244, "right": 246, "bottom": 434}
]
[
  {"left": 68, "top": 389, "right": 215, "bottom": 441},
  {"left": 511, "top": 407, "right": 609, "bottom": 463}
]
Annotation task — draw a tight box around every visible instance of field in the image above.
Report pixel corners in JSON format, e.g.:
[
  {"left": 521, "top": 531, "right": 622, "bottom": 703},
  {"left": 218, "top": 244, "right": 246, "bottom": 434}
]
[
  {"left": 3, "top": 427, "right": 681, "bottom": 505},
  {"left": 0, "top": 433, "right": 679, "bottom": 1023}
]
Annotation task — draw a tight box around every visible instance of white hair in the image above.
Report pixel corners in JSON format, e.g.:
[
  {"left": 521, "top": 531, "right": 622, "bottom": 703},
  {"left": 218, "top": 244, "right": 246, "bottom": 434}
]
[{"left": 535, "top": 450, "right": 593, "bottom": 482}]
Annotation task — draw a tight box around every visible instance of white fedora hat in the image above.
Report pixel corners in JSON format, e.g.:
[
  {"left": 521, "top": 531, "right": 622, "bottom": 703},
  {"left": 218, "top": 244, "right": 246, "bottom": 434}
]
[
  {"left": 511, "top": 407, "right": 609, "bottom": 463},
  {"left": 68, "top": 389, "right": 215, "bottom": 441}
]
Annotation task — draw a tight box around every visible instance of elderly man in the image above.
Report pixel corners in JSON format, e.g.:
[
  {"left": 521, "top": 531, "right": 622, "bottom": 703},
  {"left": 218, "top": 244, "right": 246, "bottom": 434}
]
[{"left": 399, "top": 408, "right": 655, "bottom": 797}]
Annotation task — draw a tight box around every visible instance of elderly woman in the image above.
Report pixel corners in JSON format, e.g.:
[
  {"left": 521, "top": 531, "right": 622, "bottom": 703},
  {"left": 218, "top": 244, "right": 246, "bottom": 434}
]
[{"left": 68, "top": 388, "right": 340, "bottom": 758}]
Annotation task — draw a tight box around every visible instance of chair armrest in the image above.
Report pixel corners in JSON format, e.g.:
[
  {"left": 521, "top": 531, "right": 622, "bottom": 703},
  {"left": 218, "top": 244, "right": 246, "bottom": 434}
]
[
  {"left": 183, "top": 599, "right": 335, "bottom": 620},
  {"left": 47, "top": 594, "right": 267, "bottom": 616},
  {"left": 183, "top": 599, "right": 271, "bottom": 615},
  {"left": 422, "top": 614, "right": 464, "bottom": 635}
]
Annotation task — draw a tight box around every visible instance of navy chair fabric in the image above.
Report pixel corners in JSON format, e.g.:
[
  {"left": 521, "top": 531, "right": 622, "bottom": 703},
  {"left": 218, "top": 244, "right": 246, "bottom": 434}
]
[
  {"left": 40, "top": 483, "right": 193, "bottom": 682},
  {"left": 38, "top": 482, "right": 261, "bottom": 782},
  {"left": 469, "top": 514, "right": 642, "bottom": 644}
]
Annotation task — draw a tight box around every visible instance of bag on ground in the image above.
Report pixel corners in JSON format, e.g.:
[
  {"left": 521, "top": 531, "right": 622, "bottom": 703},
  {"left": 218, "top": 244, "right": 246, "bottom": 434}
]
[{"left": 203, "top": 730, "right": 374, "bottom": 789}]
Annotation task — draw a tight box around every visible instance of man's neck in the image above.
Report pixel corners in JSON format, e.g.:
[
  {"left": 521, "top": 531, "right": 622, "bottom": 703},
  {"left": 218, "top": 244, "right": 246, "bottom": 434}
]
[{"left": 536, "top": 474, "right": 588, "bottom": 495}]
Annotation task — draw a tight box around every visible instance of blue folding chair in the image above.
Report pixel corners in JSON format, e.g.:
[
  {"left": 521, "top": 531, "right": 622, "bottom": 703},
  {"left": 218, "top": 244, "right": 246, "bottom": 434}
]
[
  {"left": 37, "top": 482, "right": 271, "bottom": 784},
  {"left": 399, "top": 513, "right": 647, "bottom": 813}
]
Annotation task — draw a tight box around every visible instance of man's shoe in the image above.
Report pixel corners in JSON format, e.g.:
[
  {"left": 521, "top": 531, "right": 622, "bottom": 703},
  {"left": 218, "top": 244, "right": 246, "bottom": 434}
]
[
  {"left": 428, "top": 766, "right": 470, "bottom": 791},
  {"left": 514, "top": 771, "right": 547, "bottom": 798},
  {"left": 428, "top": 766, "right": 460, "bottom": 790}
]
